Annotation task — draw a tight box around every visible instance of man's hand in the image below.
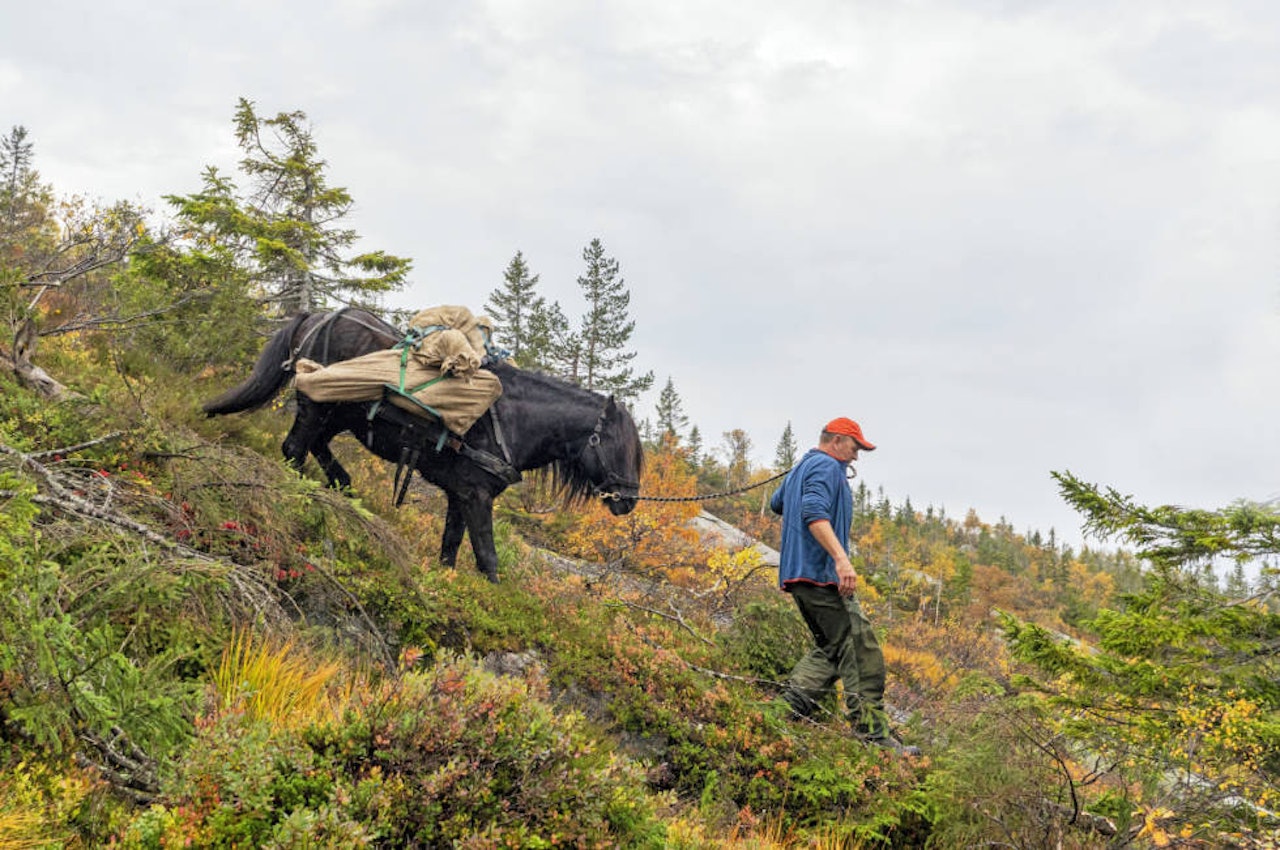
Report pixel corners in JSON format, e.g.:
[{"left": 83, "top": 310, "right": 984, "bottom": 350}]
[
  {"left": 809, "top": 519, "right": 859, "bottom": 597},
  {"left": 834, "top": 555, "right": 858, "bottom": 597}
]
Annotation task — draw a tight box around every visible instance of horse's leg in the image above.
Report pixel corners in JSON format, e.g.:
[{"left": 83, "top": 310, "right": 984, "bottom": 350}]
[
  {"left": 440, "top": 489, "right": 499, "bottom": 582},
  {"left": 460, "top": 492, "right": 500, "bottom": 583},
  {"left": 310, "top": 439, "right": 352, "bottom": 490},
  {"left": 440, "top": 494, "right": 467, "bottom": 568},
  {"left": 281, "top": 413, "right": 315, "bottom": 474},
  {"left": 283, "top": 398, "right": 352, "bottom": 489}
]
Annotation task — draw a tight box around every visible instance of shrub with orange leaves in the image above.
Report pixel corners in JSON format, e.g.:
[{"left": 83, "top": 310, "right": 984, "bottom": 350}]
[{"left": 565, "top": 446, "right": 709, "bottom": 579}]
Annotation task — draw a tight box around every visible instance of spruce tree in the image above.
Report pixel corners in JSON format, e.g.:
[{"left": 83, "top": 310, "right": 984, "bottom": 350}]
[
  {"left": 124, "top": 171, "right": 262, "bottom": 370},
  {"left": 1, "top": 126, "right": 36, "bottom": 239},
  {"left": 527, "top": 299, "right": 580, "bottom": 378},
  {"left": 655, "top": 376, "right": 688, "bottom": 440},
  {"left": 687, "top": 425, "right": 703, "bottom": 467},
  {"left": 774, "top": 421, "right": 797, "bottom": 472},
  {"left": 1001, "top": 472, "right": 1280, "bottom": 831},
  {"left": 574, "top": 238, "right": 652, "bottom": 402},
  {"left": 485, "top": 251, "right": 545, "bottom": 363},
  {"left": 0, "top": 126, "right": 54, "bottom": 283},
  {"left": 170, "top": 98, "right": 410, "bottom": 315}
]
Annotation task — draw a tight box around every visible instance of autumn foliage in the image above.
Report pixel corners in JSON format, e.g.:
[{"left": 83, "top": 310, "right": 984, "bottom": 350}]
[{"left": 564, "top": 443, "right": 710, "bottom": 582}]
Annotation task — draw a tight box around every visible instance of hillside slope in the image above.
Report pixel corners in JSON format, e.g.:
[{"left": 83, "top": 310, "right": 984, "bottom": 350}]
[{"left": 1, "top": 345, "right": 1275, "bottom": 848}]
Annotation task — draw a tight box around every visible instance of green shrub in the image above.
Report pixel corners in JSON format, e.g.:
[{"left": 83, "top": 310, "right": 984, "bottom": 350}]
[
  {"left": 119, "top": 713, "right": 359, "bottom": 849},
  {"left": 716, "top": 593, "right": 807, "bottom": 682},
  {"left": 0, "top": 484, "right": 204, "bottom": 759},
  {"left": 311, "top": 654, "right": 665, "bottom": 847}
]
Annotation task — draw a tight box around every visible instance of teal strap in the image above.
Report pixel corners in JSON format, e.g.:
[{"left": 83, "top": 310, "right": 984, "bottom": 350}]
[
  {"left": 398, "top": 346, "right": 411, "bottom": 393},
  {"left": 396, "top": 325, "right": 458, "bottom": 392},
  {"left": 386, "top": 324, "right": 460, "bottom": 431},
  {"left": 405, "top": 373, "right": 449, "bottom": 395},
  {"left": 394, "top": 325, "right": 448, "bottom": 350},
  {"left": 381, "top": 383, "right": 445, "bottom": 423}
]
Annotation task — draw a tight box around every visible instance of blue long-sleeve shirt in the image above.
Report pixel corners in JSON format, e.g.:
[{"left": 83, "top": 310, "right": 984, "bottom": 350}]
[{"left": 769, "top": 448, "right": 853, "bottom": 590}]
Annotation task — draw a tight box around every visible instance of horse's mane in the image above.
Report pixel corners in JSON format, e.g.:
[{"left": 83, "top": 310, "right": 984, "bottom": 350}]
[{"left": 489, "top": 362, "right": 644, "bottom": 507}]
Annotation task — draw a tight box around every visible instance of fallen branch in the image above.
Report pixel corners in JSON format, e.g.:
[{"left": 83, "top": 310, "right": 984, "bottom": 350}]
[
  {"left": 2, "top": 350, "right": 75, "bottom": 399},
  {"left": 306, "top": 559, "right": 397, "bottom": 670},
  {"left": 27, "top": 431, "right": 126, "bottom": 460},
  {"left": 616, "top": 599, "right": 715, "bottom": 647},
  {"left": 75, "top": 725, "right": 160, "bottom": 804},
  {"left": 0, "top": 438, "right": 288, "bottom": 629},
  {"left": 0, "top": 439, "right": 206, "bottom": 558}
]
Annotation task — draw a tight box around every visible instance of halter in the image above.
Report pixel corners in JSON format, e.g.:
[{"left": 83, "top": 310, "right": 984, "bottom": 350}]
[{"left": 579, "top": 404, "right": 640, "bottom": 500}]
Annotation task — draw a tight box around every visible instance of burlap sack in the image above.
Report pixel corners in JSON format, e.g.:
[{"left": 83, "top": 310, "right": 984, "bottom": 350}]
[
  {"left": 410, "top": 327, "right": 481, "bottom": 377},
  {"left": 294, "top": 352, "right": 503, "bottom": 435},
  {"left": 408, "top": 305, "right": 495, "bottom": 369}
]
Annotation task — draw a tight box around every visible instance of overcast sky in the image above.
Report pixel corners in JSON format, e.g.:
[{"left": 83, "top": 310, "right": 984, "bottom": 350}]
[{"left": 5, "top": 1, "right": 1278, "bottom": 551}]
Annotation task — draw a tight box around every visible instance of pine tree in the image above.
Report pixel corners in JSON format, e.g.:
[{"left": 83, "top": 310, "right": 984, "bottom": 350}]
[
  {"left": 1, "top": 126, "right": 36, "bottom": 239},
  {"left": 170, "top": 98, "right": 410, "bottom": 315},
  {"left": 0, "top": 126, "right": 55, "bottom": 284},
  {"left": 773, "top": 421, "right": 797, "bottom": 472},
  {"left": 687, "top": 425, "right": 703, "bottom": 467},
  {"left": 655, "top": 376, "right": 688, "bottom": 440},
  {"left": 485, "top": 251, "right": 545, "bottom": 363},
  {"left": 527, "top": 298, "right": 580, "bottom": 378},
  {"left": 574, "top": 238, "right": 652, "bottom": 402}
]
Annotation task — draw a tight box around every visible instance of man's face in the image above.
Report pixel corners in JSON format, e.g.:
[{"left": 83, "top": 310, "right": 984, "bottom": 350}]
[{"left": 830, "top": 435, "right": 861, "bottom": 464}]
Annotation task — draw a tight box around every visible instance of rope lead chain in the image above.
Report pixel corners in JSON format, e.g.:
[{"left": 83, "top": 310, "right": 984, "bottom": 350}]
[{"left": 599, "top": 465, "right": 794, "bottom": 504}]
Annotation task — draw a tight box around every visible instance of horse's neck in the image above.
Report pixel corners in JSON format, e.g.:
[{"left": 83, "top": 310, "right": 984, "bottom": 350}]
[{"left": 497, "top": 376, "right": 598, "bottom": 471}]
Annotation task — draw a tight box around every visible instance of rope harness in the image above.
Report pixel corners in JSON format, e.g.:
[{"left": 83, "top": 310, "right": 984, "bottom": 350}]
[{"left": 286, "top": 307, "right": 399, "bottom": 371}]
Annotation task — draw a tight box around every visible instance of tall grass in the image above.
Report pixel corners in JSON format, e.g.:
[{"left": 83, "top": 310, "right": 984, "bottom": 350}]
[
  {"left": 0, "top": 809, "right": 44, "bottom": 850},
  {"left": 212, "top": 629, "right": 344, "bottom": 730}
]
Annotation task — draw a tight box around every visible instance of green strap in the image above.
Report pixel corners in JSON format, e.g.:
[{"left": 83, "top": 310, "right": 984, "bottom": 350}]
[
  {"left": 394, "top": 325, "right": 448, "bottom": 351},
  {"left": 387, "top": 325, "right": 457, "bottom": 436},
  {"left": 381, "top": 383, "right": 445, "bottom": 424},
  {"left": 396, "top": 325, "right": 456, "bottom": 393},
  {"left": 398, "top": 345, "right": 411, "bottom": 393},
  {"left": 405, "top": 373, "right": 449, "bottom": 395}
]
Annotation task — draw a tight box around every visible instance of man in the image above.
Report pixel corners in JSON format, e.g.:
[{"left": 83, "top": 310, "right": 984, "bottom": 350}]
[{"left": 769, "top": 417, "right": 920, "bottom": 756}]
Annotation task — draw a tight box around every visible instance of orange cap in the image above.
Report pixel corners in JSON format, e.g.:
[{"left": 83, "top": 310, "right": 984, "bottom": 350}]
[{"left": 824, "top": 417, "right": 876, "bottom": 451}]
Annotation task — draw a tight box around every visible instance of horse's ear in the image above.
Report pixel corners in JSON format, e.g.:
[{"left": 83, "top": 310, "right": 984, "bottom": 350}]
[{"left": 605, "top": 395, "right": 618, "bottom": 415}]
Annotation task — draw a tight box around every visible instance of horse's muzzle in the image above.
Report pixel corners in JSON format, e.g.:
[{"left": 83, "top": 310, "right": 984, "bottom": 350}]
[{"left": 606, "top": 493, "right": 638, "bottom": 515}]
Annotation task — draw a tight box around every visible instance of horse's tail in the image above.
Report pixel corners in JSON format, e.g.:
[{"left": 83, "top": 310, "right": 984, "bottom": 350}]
[{"left": 202, "top": 313, "right": 310, "bottom": 417}]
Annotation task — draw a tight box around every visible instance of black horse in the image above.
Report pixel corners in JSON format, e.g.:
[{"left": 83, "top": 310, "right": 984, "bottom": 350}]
[{"left": 202, "top": 309, "right": 643, "bottom": 582}]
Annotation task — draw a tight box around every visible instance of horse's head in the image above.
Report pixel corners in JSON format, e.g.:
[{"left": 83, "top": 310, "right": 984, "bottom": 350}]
[{"left": 580, "top": 396, "right": 643, "bottom": 515}]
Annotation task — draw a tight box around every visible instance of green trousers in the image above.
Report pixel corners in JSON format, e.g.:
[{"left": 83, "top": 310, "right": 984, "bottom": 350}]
[{"left": 781, "top": 583, "right": 889, "bottom": 735}]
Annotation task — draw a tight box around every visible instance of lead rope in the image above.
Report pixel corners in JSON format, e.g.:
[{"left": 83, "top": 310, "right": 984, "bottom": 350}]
[
  {"left": 599, "top": 460, "right": 858, "bottom": 504},
  {"left": 599, "top": 465, "right": 792, "bottom": 504}
]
